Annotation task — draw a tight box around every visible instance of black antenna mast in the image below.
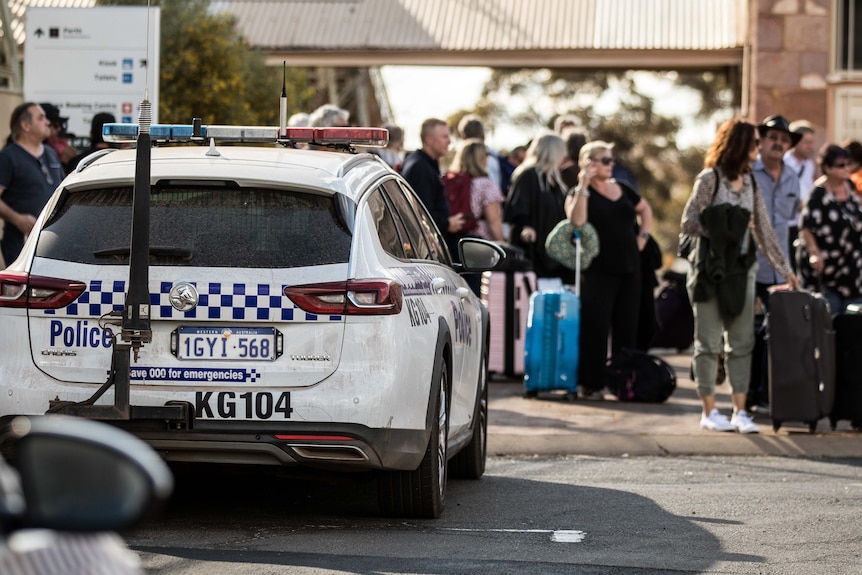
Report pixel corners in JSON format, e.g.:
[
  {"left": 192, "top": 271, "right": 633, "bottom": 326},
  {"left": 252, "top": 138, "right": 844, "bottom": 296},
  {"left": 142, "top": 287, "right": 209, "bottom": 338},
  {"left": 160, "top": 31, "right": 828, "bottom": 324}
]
[{"left": 279, "top": 61, "right": 287, "bottom": 138}]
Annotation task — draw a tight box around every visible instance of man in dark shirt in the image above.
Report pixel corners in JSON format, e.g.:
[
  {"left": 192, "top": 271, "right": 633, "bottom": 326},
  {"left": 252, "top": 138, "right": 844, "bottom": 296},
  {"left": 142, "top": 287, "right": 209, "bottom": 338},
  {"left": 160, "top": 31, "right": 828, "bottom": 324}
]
[
  {"left": 400, "top": 118, "right": 464, "bottom": 237},
  {"left": 0, "top": 102, "right": 64, "bottom": 266}
]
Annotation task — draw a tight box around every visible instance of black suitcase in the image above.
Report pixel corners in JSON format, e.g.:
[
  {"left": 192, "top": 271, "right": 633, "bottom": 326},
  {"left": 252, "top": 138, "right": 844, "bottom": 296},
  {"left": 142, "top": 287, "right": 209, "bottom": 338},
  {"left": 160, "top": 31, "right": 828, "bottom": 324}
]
[
  {"left": 829, "top": 313, "right": 862, "bottom": 430},
  {"left": 652, "top": 271, "right": 694, "bottom": 352},
  {"left": 746, "top": 313, "right": 769, "bottom": 411},
  {"left": 767, "top": 290, "right": 835, "bottom": 432}
]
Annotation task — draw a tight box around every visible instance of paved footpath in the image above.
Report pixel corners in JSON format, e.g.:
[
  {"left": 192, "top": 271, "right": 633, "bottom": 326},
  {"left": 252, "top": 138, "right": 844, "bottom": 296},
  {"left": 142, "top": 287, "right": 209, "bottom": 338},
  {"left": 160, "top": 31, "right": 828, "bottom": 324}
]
[{"left": 488, "top": 352, "right": 862, "bottom": 458}]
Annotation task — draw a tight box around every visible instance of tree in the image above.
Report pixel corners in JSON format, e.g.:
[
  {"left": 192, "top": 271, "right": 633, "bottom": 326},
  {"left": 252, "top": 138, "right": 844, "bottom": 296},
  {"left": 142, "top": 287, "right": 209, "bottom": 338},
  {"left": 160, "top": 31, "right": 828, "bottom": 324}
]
[
  {"left": 96, "top": 0, "right": 313, "bottom": 125},
  {"left": 465, "top": 68, "right": 733, "bottom": 256}
]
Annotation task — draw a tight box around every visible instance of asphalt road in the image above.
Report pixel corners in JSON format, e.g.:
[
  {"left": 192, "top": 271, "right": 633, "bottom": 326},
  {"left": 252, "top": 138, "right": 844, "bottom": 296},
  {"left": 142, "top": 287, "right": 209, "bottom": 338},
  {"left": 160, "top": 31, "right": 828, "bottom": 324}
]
[{"left": 130, "top": 455, "right": 862, "bottom": 574}]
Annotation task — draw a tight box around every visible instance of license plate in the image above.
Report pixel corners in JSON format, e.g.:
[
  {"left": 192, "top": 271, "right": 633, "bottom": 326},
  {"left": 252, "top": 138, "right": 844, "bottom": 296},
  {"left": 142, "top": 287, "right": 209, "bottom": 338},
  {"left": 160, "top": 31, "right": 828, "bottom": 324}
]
[
  {"left": 176, "top": 326, "right": 280, "bottom": 361},
  {"left": 195, "top": 391, "right": 293, "bottom": 420}
]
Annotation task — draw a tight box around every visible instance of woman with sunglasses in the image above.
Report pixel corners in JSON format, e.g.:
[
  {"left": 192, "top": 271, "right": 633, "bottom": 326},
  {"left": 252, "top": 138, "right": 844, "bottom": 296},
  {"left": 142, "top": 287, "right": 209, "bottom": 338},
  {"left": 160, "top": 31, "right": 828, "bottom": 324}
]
[
  {"left": 797, "top": 143, "right": 862, "bottom": 314},
  {"left": 681, "top": 119, "right": 799, "bottom": 434},
  {"left": 574, "top": 140, "right": 653, "bottom": 400}
]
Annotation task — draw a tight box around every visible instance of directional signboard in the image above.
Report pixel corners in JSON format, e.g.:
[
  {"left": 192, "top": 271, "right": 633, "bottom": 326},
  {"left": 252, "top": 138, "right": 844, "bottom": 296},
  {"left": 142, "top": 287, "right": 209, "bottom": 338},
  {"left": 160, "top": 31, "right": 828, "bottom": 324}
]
[{"left": 23, "top": 6, "right": 160, "bottom": 142}]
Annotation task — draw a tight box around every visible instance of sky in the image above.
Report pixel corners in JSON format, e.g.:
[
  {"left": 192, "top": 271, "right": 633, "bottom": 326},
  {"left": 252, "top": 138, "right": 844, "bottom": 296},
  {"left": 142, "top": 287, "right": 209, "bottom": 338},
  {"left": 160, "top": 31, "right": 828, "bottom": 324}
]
[
  {"left": 380, "top": 65, "right": 496, "bottom": 151},
  {"left": 380, "top": 66, "right": 719, "bottom": 153}
]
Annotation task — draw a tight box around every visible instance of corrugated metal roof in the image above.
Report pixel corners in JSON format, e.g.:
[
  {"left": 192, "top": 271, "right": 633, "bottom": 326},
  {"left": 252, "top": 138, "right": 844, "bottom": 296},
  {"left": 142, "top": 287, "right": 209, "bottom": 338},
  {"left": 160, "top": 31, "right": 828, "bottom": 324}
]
[{"left": 210, "top": 0, "right": 745, "bottom": 52}]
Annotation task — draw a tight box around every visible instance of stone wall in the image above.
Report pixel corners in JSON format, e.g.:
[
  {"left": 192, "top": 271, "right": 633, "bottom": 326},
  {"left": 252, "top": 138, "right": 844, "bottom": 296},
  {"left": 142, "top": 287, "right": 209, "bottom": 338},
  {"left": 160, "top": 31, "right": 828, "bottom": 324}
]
[{"left": 750, "top": 0, "right": 830, "bottom": 142}]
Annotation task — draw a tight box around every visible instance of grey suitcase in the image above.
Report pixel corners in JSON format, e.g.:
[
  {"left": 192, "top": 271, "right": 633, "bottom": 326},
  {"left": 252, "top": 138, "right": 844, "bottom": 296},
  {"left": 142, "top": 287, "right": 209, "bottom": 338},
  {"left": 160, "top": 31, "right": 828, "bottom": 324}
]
[{"left": 767, "top": 290, "right": 835, "bottom": 432}]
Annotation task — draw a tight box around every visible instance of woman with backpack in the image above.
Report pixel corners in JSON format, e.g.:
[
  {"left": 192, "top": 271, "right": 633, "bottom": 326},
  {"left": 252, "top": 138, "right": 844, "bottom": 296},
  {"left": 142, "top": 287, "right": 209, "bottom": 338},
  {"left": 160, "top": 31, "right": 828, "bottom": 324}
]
[
  {"left": 447, "top": 138, "right": 506, "bottom": 243},
  {"left": 443, "top": 138, "right": 506, "bottom": 295}
]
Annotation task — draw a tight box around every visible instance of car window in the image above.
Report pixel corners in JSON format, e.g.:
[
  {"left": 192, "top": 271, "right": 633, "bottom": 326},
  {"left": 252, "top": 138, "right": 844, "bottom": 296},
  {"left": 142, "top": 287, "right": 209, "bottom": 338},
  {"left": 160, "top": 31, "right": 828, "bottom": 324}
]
[
  {"left": 382, "top": 180, "right": 431, "bottom": 260},
  {"left": 36, "top": 186, "right": 352, "bottom": 268},
  {"left": 396, "top": 181, "right": 452, "bottom": 266},
  {"left": 367, "top": 187, "right": 408, "bottom": 259}
]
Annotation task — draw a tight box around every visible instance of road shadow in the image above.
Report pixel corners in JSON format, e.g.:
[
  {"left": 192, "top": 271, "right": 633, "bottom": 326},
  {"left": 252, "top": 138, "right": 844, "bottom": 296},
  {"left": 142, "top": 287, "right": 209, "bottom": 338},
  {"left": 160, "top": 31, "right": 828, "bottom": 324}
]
[{"left": 129, "top": 462, "right": 762, "bottom": 574}]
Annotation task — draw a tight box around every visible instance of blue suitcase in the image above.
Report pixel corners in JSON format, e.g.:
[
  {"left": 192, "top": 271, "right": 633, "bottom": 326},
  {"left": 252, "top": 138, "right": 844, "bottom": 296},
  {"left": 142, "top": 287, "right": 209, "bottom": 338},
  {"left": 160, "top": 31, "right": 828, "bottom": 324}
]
[{"left": 523, "top": 288, "right": 580, "bottom": 396}]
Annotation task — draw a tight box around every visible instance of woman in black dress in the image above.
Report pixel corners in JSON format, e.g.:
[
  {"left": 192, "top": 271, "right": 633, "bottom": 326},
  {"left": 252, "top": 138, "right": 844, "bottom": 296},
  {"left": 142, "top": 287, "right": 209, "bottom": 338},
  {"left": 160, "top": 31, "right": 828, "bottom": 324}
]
[{"left": 573, "top": 141, "right": 653, "bottom": 399}]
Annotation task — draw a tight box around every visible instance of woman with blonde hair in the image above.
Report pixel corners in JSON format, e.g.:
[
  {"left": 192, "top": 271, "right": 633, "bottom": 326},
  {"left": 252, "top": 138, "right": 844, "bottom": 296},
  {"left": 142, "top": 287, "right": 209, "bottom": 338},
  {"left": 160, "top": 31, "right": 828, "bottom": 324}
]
[
  {"left": 448, "top": 138, "right": 506, "bottom": 242},
  {"left": 503, "top": 131, "right": 573, "bottom": 283},
  {"left": 573, "top": 140, "right": 653, "bottom": 400}
]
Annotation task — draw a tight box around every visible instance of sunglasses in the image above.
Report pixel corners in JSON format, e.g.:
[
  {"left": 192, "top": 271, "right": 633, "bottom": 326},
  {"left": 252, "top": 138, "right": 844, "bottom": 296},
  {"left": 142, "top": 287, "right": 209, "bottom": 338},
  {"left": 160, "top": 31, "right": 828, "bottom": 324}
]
[
  {"left": 595, "top": 157, "right": 615, "bottom": 166},
  {"left": 39, "top": 158, "right": 53, "bottom": 186},
  {"left": 831, "top": 162, "right": 850, "bottom": 169}
]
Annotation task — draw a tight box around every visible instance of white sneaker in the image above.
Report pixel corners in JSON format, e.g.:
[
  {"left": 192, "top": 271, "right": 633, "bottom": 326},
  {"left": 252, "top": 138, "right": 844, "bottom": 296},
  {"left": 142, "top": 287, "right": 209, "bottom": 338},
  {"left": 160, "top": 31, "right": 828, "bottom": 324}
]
[
  {"left": 700, "top": 409, "right": 736, "bottom": 432},
  {"left": 730, "top": 410, "right": 760, "bottom": 434}
]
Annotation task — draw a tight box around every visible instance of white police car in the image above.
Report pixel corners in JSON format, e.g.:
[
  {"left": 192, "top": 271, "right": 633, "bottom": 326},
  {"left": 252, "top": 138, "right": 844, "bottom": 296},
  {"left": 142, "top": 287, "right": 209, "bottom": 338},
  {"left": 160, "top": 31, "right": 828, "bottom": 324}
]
[{"left": 0, "top": 122, "right": 505, "bottom": 518}]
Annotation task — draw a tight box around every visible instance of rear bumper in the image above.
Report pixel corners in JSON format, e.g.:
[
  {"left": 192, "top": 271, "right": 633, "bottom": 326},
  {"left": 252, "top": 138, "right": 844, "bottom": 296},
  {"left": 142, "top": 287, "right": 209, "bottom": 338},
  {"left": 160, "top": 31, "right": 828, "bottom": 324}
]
[{"left": 102, "top": 416, "right": 430, "bottom": 471}]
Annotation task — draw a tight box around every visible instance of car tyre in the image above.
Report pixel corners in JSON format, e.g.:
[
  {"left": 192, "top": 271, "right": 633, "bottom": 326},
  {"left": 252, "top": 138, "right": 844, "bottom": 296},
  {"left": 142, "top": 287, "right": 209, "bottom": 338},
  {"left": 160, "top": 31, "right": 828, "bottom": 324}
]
[
  {"left": 449, "top": 352, "right": 487, "bottom": 480},
  {"left": 378, "top": 362, "right": 448, "bottom": 519}
]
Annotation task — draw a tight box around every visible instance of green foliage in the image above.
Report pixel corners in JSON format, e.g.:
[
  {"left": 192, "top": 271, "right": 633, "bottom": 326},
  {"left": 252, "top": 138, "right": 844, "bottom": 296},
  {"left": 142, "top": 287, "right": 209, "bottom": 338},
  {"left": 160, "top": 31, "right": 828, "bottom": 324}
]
[
  {"left": 95, "top": 0, "right": 313, "bottom": 125},
  {"left": 472, "top": 68, "right": 733, "bottom": 257}
]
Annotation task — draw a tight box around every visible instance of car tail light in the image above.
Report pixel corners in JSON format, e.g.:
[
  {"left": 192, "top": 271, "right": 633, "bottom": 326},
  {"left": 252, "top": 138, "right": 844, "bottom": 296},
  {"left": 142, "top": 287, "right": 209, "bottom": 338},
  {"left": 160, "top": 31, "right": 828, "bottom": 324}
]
[
  {"left": 284, "top": 279, "right": 403, "bottom": 316},
  {"left": 0, "top": 271, "right": 85, "bottom": 309}
]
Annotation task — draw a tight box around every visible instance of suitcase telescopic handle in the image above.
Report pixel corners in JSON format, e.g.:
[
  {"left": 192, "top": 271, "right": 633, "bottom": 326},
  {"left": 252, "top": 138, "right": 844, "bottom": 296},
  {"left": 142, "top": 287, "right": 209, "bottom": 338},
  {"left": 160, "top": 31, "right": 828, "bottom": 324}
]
[{"left": 573, "top": 231, "right": 581, "bottom": 297}]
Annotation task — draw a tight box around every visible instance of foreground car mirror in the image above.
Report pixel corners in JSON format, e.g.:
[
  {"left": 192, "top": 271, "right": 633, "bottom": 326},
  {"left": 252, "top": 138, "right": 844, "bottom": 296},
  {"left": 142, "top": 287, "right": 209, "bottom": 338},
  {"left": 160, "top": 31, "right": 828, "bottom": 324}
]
[
  {"left": 5, "top": 416, "right": 173, "bottom": 532},
  {"left": 458, "top": 238, "right": 506, "bottom": 271}
]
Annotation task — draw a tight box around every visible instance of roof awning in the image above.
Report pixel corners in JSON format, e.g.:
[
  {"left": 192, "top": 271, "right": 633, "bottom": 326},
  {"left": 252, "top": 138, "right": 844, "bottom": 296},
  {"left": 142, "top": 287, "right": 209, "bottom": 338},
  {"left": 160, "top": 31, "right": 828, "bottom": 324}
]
[{"left": 212, "top": 0, "right": 747, "bottom": 69}]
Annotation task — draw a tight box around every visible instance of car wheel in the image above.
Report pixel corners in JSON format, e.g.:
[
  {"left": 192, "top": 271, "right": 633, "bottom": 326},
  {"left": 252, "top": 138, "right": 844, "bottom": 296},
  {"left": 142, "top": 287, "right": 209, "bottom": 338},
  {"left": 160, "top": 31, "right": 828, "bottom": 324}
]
[
  {"left": 449, "top": 351, "right": 487, "bottom": 479},
  {"left": 378, "top": 361, "right": 449, "bottom": 519}
]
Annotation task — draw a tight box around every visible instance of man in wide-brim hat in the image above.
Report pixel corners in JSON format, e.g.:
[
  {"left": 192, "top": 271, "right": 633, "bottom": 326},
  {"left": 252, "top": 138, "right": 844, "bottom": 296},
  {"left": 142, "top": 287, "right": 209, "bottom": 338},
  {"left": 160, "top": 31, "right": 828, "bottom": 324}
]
[
  {"left": 751, "top": 113, "right": 802, "bottom": 310},
  {"left": 757, "top": 115, "right": 802, "bottom": 148}
]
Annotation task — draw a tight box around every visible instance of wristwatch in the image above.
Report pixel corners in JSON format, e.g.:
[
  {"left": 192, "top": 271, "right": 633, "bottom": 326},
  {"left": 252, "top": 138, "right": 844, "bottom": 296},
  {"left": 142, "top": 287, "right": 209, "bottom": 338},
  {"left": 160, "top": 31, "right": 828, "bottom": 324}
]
[{"left": 639, "top": 231, "right": 650, "bottom": 239}]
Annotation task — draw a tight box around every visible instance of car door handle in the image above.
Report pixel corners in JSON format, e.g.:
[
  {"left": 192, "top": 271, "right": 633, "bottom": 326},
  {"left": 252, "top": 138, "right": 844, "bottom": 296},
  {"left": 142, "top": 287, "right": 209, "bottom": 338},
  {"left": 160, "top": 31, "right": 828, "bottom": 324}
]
[
  {"left": 430, "top": 277, "right": 447, "bottom": 294},
  {"left": 456, "top": 287, "right": 471, "bottom": 300}
]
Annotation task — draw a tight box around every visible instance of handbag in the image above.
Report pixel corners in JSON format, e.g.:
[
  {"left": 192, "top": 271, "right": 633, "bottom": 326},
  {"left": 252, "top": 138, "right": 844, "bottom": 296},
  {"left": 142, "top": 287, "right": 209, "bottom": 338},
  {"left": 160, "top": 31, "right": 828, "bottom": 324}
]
[{"left": 545, "top": 219, "right": 599, "bottom": 270}]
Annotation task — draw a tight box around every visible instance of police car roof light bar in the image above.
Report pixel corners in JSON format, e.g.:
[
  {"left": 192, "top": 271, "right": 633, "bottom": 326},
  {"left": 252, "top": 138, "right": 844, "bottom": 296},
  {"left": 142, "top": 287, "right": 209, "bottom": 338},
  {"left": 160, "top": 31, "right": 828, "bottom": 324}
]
[{"left": 103, "top": 123, "right": 389, "bottom": 148}]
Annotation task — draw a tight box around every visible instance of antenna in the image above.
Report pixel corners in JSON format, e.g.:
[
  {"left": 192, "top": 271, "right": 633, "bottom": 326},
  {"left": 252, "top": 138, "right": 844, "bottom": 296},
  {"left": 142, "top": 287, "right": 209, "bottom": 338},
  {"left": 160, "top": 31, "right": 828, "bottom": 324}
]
[
  {"left": 123, "top": 0, "right": 155, "bottom": 359},
  {"left": 279, "top": 61, "right": 287, "bottom": 138}
]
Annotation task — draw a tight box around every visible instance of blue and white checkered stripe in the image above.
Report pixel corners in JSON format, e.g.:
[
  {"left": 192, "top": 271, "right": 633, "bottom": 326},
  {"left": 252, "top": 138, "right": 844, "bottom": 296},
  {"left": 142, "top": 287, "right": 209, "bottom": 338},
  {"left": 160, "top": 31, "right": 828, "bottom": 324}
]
[{"left": 43, "top": 280, "right": 341, "bottom": 322}]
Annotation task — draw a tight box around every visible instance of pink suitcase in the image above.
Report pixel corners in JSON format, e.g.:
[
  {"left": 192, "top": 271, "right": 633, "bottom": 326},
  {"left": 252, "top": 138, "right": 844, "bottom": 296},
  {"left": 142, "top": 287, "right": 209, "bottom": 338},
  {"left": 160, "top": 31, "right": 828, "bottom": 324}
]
[{"left": 482, "top": 270, "right": 536, "bottom": 376}]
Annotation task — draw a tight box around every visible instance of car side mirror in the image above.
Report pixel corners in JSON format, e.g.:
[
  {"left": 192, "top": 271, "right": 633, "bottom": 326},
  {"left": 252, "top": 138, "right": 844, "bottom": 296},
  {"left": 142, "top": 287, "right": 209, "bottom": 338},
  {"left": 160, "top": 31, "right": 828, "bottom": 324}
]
[
  {"left": 457, "top": 238, "right": 507, "bottom": 271},
  {"left": 5, "top": 416, "right": 173, "bottom": 532}
]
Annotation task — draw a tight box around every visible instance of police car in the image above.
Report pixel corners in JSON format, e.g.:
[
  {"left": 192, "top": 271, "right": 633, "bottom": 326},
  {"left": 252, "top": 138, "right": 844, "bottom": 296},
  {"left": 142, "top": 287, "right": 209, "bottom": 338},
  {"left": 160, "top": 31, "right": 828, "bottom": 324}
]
[{"left": 0, "top": 121, "right": 506, "bottom": 518}]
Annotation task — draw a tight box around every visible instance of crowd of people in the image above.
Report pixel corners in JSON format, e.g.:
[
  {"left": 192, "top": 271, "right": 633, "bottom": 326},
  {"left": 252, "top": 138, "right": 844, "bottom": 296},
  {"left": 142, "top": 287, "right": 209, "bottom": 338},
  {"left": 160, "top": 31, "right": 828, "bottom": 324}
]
[
  {"left": 393, "top": 111, "right": 659, "bottom": 403},
  {"left": 390, "top": 108, "right": 862, "bottom": 435},
  {"left": 3, "top": 100, "right": 860, "bottom": 436}
]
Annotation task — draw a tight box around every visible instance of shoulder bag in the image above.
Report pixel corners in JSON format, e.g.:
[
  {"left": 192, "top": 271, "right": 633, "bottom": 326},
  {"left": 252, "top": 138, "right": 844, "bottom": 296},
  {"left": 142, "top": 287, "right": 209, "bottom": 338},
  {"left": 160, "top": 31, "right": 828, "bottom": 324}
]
[{"left": 678, "top": 168, "right": 719, "bottom": 258}]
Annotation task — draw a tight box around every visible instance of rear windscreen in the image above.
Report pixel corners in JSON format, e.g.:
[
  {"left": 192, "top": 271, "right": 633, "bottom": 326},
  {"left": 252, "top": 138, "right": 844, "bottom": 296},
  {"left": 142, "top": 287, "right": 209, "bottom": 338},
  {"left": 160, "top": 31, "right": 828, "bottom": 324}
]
[{"left": 35, "top": 186, "right": 352, "bottom": 268}]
